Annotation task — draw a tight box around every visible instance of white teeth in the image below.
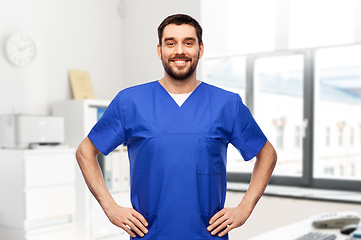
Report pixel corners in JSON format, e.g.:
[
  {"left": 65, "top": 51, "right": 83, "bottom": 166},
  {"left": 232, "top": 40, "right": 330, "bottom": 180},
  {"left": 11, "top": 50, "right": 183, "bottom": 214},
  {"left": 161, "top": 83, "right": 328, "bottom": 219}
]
[{"left": 174, "top": 61, "right": 186, "bottom": 63}]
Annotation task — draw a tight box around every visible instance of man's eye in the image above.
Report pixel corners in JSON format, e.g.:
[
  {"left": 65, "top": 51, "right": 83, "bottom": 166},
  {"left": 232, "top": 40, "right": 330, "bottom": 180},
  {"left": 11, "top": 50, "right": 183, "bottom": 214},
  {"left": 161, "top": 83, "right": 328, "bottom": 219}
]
[{"left": 167, "top": 42, "right": 174, "bottom": 46}]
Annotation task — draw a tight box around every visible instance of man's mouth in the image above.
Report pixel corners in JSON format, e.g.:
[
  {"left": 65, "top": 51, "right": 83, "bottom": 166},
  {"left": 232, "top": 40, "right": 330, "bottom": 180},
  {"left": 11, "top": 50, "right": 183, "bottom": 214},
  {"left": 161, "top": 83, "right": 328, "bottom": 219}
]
[{"left": 171, "top": 58, "right": 190, "bottom": 66}]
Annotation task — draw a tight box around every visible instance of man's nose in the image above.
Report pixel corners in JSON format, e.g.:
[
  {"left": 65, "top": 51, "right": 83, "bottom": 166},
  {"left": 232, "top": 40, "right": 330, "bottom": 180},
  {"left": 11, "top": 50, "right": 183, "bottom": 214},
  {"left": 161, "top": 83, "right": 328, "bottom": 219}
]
[{"left": 175, "top": 44, "right": 185, "bottom": 55}]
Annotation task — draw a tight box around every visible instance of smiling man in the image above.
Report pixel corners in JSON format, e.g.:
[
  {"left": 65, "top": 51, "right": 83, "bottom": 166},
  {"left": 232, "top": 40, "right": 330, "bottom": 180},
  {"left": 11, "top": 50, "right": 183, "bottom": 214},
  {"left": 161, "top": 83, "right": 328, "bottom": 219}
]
[
  {"left": 76, "top": 14, "right": 277, "bottom": 239},
  {"left": 158, "top": 23, "right": 202, "bottom": 83}
]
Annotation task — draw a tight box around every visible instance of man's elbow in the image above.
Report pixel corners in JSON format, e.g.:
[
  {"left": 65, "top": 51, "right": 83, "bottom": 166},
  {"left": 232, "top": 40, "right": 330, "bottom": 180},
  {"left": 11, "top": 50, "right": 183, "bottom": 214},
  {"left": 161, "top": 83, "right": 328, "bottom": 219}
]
[
  {"left": 75, "top": 144, "right": 84, "bottom": 163},
  {"left": 271, "top": 147, "right": 277, "bottom": 169},
  {"left": 75, "top": 137, "right": 99, "bottom": 163},
  {"left": 75, "top": 141, "right": 86, "bottom": 165},
  {"left": 260, "top": 140, "right": 277, "bottom": 169}
]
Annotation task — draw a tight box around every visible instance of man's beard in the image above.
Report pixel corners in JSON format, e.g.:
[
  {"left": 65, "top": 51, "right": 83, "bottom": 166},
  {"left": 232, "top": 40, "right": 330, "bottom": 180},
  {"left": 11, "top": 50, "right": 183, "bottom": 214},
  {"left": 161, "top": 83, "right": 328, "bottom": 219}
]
[{"left": 161, "top": 52, "right": 200, "bottom": 81}]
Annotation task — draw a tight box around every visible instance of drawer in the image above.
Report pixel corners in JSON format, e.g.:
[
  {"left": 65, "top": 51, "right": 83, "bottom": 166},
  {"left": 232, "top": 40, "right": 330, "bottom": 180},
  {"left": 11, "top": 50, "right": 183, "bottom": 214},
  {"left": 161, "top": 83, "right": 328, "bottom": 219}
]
[
  {"left": 26, "top": 224, "right": 77, "bottom": 240},
  {"left": 97, "top": 233, "right": 129, "bottom": 240},
  {"left": 25, "top": 185, "right": 75, "bottom": 227},
  {"left": 24, "top": 151, "right": 75, "bottom": 187}
]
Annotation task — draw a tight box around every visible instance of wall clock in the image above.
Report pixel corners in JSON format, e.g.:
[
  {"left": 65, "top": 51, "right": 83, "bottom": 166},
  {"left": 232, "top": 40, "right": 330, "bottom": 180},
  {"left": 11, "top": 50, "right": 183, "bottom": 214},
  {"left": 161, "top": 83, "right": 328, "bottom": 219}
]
[{"left": 5, "top": 33, "right": 36, "bottom": 67}]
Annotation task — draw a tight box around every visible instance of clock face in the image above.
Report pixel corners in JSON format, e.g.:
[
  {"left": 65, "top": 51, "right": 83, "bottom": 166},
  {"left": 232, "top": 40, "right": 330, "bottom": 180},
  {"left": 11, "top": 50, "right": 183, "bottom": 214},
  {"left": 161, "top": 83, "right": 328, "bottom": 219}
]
[{"left": 6, "top": 34, "right": 36, "bottom": 67}]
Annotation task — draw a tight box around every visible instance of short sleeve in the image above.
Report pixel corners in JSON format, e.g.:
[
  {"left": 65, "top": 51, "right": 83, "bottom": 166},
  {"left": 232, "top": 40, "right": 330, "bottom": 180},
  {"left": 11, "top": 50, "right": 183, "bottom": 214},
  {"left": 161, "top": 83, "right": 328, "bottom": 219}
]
[
  {"left": 230, "top": 95, "right": 267, "bottom": 161},
  {"left": 88, "top": 92, "right": 126, "bottom": 156}
]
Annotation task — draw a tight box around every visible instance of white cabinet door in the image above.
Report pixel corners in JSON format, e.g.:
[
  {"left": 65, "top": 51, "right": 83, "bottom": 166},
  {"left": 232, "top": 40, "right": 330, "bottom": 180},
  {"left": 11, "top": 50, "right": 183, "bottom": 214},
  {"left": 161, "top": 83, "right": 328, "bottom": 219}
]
[
  {"left": 26, "top": 224, "right": 77, "bottom": 240},
  {"left": 25, "top": 185, "right": 75, "bottom": 229},
  {"left": 24, "top": 151, "right": 75, "bottom": 187},
  {"left": 96, "top": 233, "right": 129, "bottom": 240}
]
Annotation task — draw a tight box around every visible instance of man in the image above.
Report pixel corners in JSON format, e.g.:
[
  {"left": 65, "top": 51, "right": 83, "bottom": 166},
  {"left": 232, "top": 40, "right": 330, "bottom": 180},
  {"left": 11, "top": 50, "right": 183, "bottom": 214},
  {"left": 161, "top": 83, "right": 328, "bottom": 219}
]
[{"left": 76, "top": 14, "right": 277, "bottom": 239}]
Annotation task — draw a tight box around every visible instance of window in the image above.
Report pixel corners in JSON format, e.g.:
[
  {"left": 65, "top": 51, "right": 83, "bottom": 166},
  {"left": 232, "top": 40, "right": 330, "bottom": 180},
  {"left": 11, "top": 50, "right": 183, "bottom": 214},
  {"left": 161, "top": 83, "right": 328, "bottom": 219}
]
[
  {"left": 324, "top": 167, "right": 334, "bottom": 176},
  {"left": 200, "top": 56, "right": 246, "bottom": 99},
  {"left": 338, "top": 126, "right": 343, "bottom": 146},
  {"left": 340, "top": 165, "right": 344, "bottom": 176},
  {"left": 351, "top": 164, "right": 355, "bottom": 177},
  {"left": 201, "top": 0, "right": 361, "bottom": 191},
  {"left": 325, "top": 127, "right": 330, "bottom": 147},
  {"left": 253, "top": 54, "right": 304, "bottom": 177},
  {"left": 295, "top": 126, "right": 301, "bottom": 148},
  {"left": 276, "top": 125, "right": 284, "bottom": 149},
  {"left": 314, "top": 46, "right": 361, "bottom": 182},
  {"left": 221, "top": 47, "right": 361, "bottom": 190}
]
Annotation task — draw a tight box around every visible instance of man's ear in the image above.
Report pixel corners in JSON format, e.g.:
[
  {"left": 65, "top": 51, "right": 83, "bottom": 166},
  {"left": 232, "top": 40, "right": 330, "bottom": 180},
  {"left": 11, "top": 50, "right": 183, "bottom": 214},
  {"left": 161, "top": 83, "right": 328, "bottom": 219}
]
[
  {"left": 199, "top": 42, "right": 204, "bottom": 59},
  {"left": 157, "top": 44, "right": 162, "bottom": 60}
]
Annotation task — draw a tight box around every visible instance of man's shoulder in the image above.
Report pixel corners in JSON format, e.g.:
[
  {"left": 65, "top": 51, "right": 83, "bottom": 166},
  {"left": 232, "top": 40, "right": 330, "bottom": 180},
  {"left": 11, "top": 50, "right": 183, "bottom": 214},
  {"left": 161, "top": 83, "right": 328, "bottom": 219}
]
[
  {"left": 117, "top": 81, "right": 158, "bottom": 98},
  {"left": 110, "top": 81, "right": 158, "bottom": 105},
  {"left": 122, "top": 81, "right": 158, "bottom": 92},
  {"left": 202, "top": 82, "right": 239, "bottom": 99}
]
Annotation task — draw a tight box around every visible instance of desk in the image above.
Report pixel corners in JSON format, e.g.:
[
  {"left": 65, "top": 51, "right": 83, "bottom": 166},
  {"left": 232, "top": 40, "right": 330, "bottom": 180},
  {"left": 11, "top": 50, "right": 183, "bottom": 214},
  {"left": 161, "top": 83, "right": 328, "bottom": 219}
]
[{"left": 248, "top": 216, "right": 359, "bottom": 240}]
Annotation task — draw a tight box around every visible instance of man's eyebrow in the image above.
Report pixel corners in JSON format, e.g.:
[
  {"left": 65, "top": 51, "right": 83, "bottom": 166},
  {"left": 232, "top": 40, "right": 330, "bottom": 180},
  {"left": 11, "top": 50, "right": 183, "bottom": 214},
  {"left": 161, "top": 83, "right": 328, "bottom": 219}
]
[
  {"left": 164, "top": 37, "right": 175, "bottom": 42},
  {"left": 163, "top": 37, "right": 196, "bottom": 42},
  {"left": 184, "top": 37, "right": 196, "bottom": 42}
]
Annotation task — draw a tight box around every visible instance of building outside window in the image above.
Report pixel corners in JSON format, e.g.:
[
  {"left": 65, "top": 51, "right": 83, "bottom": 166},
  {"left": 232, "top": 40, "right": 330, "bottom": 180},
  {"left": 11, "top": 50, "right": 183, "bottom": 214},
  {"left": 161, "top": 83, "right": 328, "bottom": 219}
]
[
  {"left": 325, "top": 127, "right": 330, "bottom": 147},
  {"left": 324, "top": 167, "right": 334, "bottom": 176},
  {"left": 276, "top": 125, "right": 284, "bottom": 149},
  {"left": 295, "top": 126, "right": 301, "bottom": 148},
  {"left": 338, "top": 126, "right": 343, "bottom": 146}
]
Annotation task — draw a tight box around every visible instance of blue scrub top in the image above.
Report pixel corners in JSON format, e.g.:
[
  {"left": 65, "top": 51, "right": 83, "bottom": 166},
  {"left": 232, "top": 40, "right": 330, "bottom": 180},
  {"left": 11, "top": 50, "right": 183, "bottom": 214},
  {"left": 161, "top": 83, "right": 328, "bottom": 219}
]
[{"left": 88, "top": 81, "right": 267, "bottom": 240}]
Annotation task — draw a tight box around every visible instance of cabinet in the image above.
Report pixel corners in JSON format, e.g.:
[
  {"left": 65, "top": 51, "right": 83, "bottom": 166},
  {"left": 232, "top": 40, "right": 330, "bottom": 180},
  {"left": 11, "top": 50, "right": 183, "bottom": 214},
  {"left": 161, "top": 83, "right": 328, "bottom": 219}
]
[
  {"left": 52, "top": 100, "right": 131, "bottom": 240},
  {"left": 0, "top": 149, "right": 77, "bottom": 240}
]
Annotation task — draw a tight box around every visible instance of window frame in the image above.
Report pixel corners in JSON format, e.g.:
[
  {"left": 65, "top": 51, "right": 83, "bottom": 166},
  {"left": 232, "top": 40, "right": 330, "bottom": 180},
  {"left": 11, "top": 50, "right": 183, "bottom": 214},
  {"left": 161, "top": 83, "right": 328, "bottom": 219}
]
[{"left": 226, "top": 45, "right": 361, "bottom": 192}]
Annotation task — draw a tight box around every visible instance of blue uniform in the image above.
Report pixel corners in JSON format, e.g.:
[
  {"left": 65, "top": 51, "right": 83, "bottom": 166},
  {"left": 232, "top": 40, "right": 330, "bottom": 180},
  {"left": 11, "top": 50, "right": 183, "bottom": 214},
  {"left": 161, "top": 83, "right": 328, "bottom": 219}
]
[{"left": 88, "top": 81, "right": 267, "bottom": 240}]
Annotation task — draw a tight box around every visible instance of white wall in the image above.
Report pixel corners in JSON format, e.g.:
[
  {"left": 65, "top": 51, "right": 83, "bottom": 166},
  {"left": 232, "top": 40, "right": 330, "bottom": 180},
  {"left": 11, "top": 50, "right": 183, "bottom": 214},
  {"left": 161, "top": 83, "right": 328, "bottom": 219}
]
[
  {"left": 120, "top": 0, "right": 201, "bottom": 88},
  {"left": 0, "top": 0, "right": 123, "bottom": 115},
  {"left": 0, "top": 0, "right": 201, "bottom": 115}
]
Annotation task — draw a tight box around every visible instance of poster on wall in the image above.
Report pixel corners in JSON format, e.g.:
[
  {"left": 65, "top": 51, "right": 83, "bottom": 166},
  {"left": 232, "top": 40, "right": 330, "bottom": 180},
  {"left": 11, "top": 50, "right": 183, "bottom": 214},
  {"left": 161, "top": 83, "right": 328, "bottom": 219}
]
[{"left": 69, "top": 69, "right": 95, "bottom": 99}]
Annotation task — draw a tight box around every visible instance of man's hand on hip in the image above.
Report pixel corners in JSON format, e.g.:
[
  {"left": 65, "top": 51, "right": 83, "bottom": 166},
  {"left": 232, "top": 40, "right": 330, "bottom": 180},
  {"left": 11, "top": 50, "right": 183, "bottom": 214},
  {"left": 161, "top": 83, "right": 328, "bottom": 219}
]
[
  {"left": 106, "top": 205, "right": 149, "bottom": 238},
  {"left": 207, "top": 206, "right": 250, "bottom": 237}
]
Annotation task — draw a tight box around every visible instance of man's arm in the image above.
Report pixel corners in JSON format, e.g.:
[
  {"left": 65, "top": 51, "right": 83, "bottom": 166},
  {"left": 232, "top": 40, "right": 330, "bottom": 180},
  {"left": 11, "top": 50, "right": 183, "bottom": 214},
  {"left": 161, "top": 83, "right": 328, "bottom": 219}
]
[
  {"left": 76, "top": 137, "right": 148, "bottom": 238},
  {"left": 207, "top": 140, "right": 277, "bottom": 237}
]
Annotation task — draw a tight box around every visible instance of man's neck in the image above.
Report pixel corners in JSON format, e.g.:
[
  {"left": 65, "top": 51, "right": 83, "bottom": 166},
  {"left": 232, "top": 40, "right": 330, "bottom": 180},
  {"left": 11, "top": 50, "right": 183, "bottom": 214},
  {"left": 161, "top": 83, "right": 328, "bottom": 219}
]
[{"left": 159, "top": 75, "right": 200, "bottom": 94}]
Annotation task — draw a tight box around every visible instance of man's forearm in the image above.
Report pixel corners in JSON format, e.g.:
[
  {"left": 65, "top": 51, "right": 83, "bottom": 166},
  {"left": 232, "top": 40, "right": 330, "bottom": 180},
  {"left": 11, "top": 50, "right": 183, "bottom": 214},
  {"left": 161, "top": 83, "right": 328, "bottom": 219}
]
[
  {"left": 239, "top": 140, "right": 277, "bottom": 211},
  {"left": 75, "top": 137, "right": 149, "bottom": 237},
  {"left": 75, "top": 137, "right": 116, "bottom": 209}
]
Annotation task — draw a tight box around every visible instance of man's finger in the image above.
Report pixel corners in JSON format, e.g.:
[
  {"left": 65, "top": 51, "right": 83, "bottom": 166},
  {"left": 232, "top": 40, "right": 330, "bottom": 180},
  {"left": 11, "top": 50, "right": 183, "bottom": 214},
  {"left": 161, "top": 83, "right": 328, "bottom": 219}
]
[
  {"left": 218, "top": 224, "right": 232, "bottom": 237},
  {"left": 207, "top": 216, "right": 225, "bottom": 232},
  {"left": 132, "top": 210, "right": 149, "bottom": 227},
  {"left": 210, "top": 220, "right": 229, "bottom": 236},
  {"left": 126, "top": 219, "right": 146, "bottom": 237},
  {"left": 209, "top": 209, "right": 225, "bottom": 224},
  {"left": 130, "top": 214, "right": 149, "bottom": 235},
  {"left": 119, "top": 224, "right": 136, "bottom": 238}
]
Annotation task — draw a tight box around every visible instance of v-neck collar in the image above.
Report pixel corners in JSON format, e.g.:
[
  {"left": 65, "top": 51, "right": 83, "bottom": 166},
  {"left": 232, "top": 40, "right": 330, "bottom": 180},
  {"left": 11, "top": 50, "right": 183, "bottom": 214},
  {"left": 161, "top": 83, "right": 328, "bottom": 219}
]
[{"left": 155, "top": 80, "right": 203, "bottom": 108}]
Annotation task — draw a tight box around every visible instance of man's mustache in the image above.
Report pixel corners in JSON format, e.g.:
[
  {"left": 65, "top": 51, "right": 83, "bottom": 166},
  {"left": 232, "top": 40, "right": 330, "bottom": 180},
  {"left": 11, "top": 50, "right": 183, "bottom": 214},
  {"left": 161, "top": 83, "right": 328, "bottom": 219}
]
[{"left": 170, "top": 56, "right": 191, "bottom": 61}]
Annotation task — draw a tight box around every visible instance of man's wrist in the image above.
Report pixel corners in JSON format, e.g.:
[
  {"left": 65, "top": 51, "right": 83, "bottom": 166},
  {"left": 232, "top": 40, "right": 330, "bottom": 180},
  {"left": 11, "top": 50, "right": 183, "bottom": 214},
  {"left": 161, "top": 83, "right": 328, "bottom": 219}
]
[
  {"left": 238, "top": 195, "right": 257, "bottom": 214},
  {"left": 99, "top": 195, "right": 119, "bottom": 215}
]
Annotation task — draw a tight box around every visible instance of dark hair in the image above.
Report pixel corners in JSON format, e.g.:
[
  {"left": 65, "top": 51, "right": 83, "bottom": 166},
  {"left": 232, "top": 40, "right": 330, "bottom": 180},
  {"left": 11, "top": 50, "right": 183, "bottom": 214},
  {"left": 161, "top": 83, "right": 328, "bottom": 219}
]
[{"left": 158, "top": 14, "right": 203, "bottom": 46}]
